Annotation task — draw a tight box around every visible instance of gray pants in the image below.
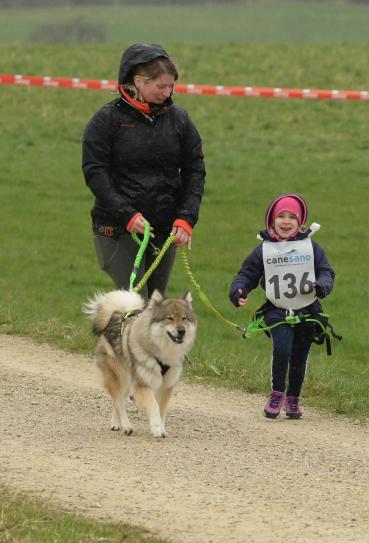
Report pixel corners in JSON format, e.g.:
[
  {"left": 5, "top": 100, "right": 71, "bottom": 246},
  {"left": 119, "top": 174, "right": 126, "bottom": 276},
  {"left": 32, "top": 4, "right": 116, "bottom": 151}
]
[{"left": 94, "top": 232, "right": 177, "bottom": 299}]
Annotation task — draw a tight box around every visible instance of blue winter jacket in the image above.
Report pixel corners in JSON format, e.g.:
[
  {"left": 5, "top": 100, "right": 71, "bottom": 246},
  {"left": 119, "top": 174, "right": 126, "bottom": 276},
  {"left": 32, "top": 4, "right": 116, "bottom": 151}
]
[{"left": 229, "top": 228, "right": 335, "bottom": 325}]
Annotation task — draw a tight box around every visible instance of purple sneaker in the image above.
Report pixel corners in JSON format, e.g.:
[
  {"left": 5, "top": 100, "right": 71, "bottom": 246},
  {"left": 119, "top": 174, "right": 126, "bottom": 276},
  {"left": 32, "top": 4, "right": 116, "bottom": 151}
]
[
  {"left": 264, "top": 391, "right": 285, "bottom": 418},
  {"left": 284, "top": 395, "right": 303, "bottom": 419}
]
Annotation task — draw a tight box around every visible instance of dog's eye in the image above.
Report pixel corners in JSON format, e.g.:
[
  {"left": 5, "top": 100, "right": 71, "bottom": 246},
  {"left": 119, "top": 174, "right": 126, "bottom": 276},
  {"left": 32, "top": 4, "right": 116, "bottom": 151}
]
[
  {"left": 166, "top": 315, "right": 174, "bottom": 321},
  {"left": 182, "top": 316, "right": 188, "bottom": 321}
]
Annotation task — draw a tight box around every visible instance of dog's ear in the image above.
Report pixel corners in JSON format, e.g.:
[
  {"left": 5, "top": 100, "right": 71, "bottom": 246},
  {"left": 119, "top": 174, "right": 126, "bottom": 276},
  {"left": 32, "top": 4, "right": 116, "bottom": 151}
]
[
  {"left": 149, "top": 289, "right": 164, "bottom": 306},
  {"left": 183, "top": 291, "right": 192, "bottom": 304}
]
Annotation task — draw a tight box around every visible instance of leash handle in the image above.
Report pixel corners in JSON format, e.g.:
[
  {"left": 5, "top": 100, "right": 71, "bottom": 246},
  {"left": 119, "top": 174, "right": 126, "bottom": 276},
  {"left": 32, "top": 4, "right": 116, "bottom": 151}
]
[{"left": 129, "top": 220, "right": 151, "bottom": 290}]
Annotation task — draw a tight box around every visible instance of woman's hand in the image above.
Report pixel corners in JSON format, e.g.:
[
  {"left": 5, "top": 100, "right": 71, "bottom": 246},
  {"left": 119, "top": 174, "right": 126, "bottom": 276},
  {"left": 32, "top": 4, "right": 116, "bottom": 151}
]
[
  {"left": 172, "top": 226, "right": 192, "bottom": 249},
  {"left": 129, "top": 215, "right": 154, "bottom": 237}
]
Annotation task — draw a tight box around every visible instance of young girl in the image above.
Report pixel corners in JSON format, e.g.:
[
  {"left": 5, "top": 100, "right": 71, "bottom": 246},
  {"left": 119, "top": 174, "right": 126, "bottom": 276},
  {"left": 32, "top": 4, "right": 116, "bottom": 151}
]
[{"left": 229, "top": 194, "right": 335, "bottom": 419}]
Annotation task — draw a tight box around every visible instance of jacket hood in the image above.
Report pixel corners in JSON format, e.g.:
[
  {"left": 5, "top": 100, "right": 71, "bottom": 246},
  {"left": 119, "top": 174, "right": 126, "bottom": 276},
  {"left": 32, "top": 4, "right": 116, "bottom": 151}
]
[
  {"left": 265, "top": 194, "right": 308, "bottom": 230},
  {"left": 118, "top": 43, "right": 170, "bottom": 85}
]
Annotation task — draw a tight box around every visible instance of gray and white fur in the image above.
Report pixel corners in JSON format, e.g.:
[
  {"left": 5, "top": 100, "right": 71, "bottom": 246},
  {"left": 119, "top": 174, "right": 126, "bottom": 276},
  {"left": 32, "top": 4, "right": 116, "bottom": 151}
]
[{"left": 83, "top": 289, "right": 196, "bottom": 438}]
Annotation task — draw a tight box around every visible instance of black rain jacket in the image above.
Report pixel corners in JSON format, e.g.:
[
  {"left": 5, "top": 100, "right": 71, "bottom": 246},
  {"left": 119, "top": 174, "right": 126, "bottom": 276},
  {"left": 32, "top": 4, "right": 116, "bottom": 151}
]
[{"left": 82, "top": 44, "right": 205, "bottom": 234}]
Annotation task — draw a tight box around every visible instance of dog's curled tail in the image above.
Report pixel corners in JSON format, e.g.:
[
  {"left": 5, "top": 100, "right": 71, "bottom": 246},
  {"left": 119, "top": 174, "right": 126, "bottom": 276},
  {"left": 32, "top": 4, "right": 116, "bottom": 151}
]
[{"left": 82, "top": 290, "right": 144, "bottom": 335}]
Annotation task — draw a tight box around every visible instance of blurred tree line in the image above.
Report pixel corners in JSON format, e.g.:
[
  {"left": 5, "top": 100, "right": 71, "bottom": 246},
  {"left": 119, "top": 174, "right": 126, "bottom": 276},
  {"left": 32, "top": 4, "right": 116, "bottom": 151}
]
[
  {"left": 1, "top": 0, "right": 367, "bottom": 7},
  {"left": 0, "top": 0, "right": 246, "bottom": 7}
]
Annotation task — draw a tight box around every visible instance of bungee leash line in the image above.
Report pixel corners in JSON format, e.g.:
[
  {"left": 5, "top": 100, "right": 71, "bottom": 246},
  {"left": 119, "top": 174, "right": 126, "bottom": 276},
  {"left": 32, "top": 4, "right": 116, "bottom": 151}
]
[
  {"left": 179, "top": 247, "right": 246, "bottom": 335},
  {"left": 244, "top": 314, "right": 328, "bottom": 339},
  {"left": 245, "top": 312, "right": 342, "bottom": 356},
  {"left": 130, "top": 222, "right": 176, "bottom": 293},
  {"left": 130, "top": 222, "right": 246, "bottom": 334},
  {"left": 180, "top": 248, "right": 342, "bottom": 350},
  {"left": 129, "top": 223, "right": 341, "bottom": 351}
]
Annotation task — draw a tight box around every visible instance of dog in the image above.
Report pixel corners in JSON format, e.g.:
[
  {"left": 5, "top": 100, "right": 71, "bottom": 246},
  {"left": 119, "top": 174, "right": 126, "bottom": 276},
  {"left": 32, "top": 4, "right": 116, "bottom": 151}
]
[{"left": 83, "top": 289, "right": 196, "bottom": 438}]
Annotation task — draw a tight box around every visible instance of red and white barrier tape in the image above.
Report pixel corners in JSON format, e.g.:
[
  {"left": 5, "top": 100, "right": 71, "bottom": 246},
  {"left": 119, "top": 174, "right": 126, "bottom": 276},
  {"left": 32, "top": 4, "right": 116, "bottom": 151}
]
[{"left": 1, "top": 73, "right": 369, "bottom": 101}]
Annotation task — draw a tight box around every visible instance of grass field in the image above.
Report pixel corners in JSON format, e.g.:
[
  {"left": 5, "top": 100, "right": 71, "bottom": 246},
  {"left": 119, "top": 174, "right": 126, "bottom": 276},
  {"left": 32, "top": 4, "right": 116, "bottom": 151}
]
[
  {"left": 0, "top": 487, "right": 167, "bottom": 543},
  {"left": 1, "top": 11, "right": 369, "bottom": 539},
  {"left": 1, "top": 41, "right": 369, "bottom": 421},
  {"left": 1, "top": 1, "right": 369, "bottom": 44}
]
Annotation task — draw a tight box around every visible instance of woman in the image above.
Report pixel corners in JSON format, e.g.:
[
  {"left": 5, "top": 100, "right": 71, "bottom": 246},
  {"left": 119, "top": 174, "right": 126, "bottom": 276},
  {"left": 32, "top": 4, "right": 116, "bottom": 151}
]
[{"left": 82, "top": 43, "right": 206, "bottom": 297}]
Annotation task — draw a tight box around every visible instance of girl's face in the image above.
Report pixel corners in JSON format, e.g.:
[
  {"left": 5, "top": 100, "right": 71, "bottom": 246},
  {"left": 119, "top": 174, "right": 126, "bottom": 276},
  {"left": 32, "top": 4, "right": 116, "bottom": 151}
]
[
  {"left": 135, "top": 74, "right": 175, "bottom": 104},
  {"left": 273, "top": 212, "right": 300, "bottom": 239}
]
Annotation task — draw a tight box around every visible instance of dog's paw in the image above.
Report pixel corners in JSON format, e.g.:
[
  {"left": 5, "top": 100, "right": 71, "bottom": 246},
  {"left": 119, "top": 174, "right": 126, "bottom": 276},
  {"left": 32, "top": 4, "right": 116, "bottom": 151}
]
[
  {"left": 153, "top": 431, "right": 167, "bottom": 438},
  {"left": 111, "top": 424, "right": 133, "bottom": 435},
  {"left": 151, "top": 424, "right": 167, "bottom": 438}
]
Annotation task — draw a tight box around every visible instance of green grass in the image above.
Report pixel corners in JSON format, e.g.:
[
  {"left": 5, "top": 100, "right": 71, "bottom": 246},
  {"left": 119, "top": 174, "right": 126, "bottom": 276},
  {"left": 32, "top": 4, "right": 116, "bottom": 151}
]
[
  {"left": 1, "top": 38, "right": 369, "bottom": 543},
  {"left": 1, "top": 42, "right": 369, "bottom": 424},
  {"left": 0, "top": 487, "right": 167, "bottom": 543},
  {"left": 1, "top": 1, "right": 369, "bottom": 44}
]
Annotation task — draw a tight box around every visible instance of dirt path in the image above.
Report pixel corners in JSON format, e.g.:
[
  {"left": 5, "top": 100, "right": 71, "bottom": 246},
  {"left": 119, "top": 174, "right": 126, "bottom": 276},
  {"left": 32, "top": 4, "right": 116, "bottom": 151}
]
[{"left": 1, "top": 334, "right": 369, "bottom": 543}]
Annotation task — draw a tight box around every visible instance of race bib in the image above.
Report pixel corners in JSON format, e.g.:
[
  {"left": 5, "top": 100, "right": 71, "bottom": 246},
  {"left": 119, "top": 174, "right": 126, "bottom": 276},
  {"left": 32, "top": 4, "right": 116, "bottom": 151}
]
[{"left": 263, "top": 239, "right": 316, "bottom": 310}]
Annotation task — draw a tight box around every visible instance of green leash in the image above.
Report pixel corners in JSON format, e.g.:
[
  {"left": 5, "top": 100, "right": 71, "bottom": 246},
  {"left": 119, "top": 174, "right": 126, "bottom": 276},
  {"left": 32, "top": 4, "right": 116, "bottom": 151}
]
[
  {"left": 129, "top": 228, "right": 246, "bottom": 334},
  {"left": 179, "top": 248, "right": 342, "bottom": 353},
  {"left": 129, "top": 229, "right": 340, "bottom": 352},
  {"left": 180, "top": 247, "right": 246, "bottom": 334},
  {"left": 246, "top": 311, "right": 342, "bottom": 356},
  {"left": 129, "top": 220, "right": 151, "bottom": 290},
  {"left": 244, "top": 313, "right": 329, "bottom": 339},
  {"left": 130, "top": 222, "right": 176, "bottom": 293}
]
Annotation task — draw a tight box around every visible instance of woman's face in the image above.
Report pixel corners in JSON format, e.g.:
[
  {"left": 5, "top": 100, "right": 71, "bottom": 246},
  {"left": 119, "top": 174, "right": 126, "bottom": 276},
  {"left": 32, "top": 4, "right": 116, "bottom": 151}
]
[{"left": 136, "top": 74, "right": 175, "bottom": 104}]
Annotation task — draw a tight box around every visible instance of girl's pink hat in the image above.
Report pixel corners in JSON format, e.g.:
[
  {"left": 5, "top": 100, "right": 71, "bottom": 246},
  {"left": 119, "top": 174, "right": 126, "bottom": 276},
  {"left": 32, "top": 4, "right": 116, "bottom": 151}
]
[{"left": 265, "top": 194, "right": 307, "bottom": 229}]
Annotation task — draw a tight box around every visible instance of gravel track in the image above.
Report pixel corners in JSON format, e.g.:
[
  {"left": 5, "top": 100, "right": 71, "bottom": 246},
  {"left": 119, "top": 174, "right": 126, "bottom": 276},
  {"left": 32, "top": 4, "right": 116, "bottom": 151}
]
[{"left": 1, "top": 334, "right": 368, "bottom": 543}]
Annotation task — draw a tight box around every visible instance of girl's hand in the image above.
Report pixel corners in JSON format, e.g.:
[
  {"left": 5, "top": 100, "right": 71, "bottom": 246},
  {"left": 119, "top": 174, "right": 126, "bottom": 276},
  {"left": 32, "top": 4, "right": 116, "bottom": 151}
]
[
  {"left": 231, "top": 288, "right": 248, "bottom": 307},
  {"left": 172, "top": 226, "right": 192, "bottom": 249},
  {"left": 313, "top": 282, "right": 324, "bottom": 298},
  {"left": 237, "top": 288, "right": 248, "bottom": 307}
]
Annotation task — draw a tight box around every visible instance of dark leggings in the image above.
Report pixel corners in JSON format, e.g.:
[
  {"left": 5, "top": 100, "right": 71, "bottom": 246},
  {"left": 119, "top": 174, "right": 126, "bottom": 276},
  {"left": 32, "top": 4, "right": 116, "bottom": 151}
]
[
  {"left": 93, "top": 232, "right": 177, "bottom": 299},
  {"left": 269, "top": 324, "right": 313, "bottom": 397}
]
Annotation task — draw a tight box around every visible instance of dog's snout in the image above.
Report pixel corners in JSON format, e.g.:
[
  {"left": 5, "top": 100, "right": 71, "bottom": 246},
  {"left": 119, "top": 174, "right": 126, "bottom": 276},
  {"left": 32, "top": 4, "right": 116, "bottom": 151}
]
[{"left": 177, "top": 327, "right": 186, "bottom": 337}]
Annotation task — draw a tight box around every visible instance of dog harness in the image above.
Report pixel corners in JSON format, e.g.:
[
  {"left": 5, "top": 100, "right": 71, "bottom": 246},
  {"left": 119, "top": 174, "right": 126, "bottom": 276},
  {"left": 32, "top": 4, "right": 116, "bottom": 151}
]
[
  {"left": 120, "top": 309, "right": 143, "bottom": 336},
  {"left": 155, "top": 359, "right": 170, "bottom": 375},
  {"left": 118, "top": 311, "right": 171, "bottom": 376}
]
